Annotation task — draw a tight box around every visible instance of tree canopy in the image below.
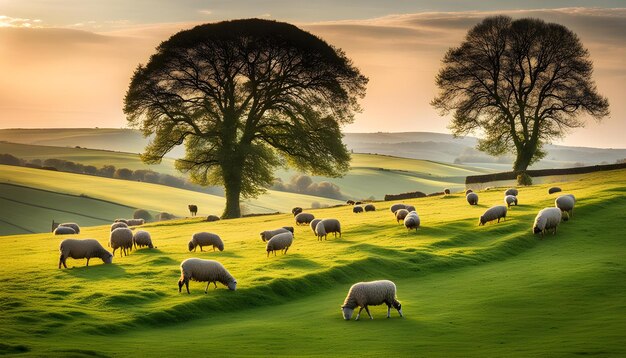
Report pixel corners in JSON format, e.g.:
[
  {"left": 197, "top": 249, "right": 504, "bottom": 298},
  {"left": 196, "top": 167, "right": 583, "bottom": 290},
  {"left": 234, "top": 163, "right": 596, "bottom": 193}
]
[
  {"left": 432, "top": 16, "right": 609, "bottom": 171},
  {"left": 124, "top": 19, "right": 367, "bottom": 218}
]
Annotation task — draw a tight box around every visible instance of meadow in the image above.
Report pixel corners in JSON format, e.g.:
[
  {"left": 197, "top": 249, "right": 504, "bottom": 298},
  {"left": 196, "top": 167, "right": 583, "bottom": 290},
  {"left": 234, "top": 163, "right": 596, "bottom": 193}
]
[{"left": 0, "top": 169, "right": 624, "bottom": 356}]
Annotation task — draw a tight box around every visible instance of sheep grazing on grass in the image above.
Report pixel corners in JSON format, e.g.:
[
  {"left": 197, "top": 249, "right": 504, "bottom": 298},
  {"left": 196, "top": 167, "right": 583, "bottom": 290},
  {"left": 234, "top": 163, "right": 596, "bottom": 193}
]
[
  {"left": 346, "top": 200, "right": 355, "bottom": 205},
  {"left": 405, "top": 205, "right": 416, "bottom": 212},
  {"left": 260, "top": 227, "right": 290, "bottom": 242},
  {"left": 110, "top": 228, "right": 134, "bottom": 257},
  {"left": 504, "top": 195, "right": 518, "bottom": 208},
  {"left": 133, "top": 230, "right": 154, "bottom": 249},
  {"left": 310, "top": 219, "right": 322, "bottom": 235},
  {"left": 188, "top": 204, "right": 198, "bottom": 216},
  {"left": 295, "top": 212, "right": 315, "bottom": 225},
  {"left": 111, "top": 222, "right": 128, "bottom": 232},
  {"left": 533, "top": 207, "right": 568, "bottom": 236},
  {"left": 404, "top": 212, "right": 420, "bottom": 231},
  {"left": 52, "top": 221, "right": 80, "bottom": 234},
  {"left": 114, "top": 219, "right": 128, "bottom": 224},
  {"left": 479, "top": 205, "right": 507, "bottom": 226},
  {"left": 266, "top": 232, "right": 294, "bottom": 257},
  {"left": 364, "top": 204, "right": 376, "bottom": 212},
  {"left": 292, "top": 207, "right": 303, "bottom": 216},
  {"left": 341, "top": 280, "right": 402, "bottom": 321},
  {"left": 315, "top": 221, "right": 327, "bottom": 241},
  {"left": 390, "top": 203, "right": 407, "bottom": 213},
  {"left": 353, "top": 206, "right": 364, "bottom": 214},
  {"left": 178, "top": 258, "right": 237, "bottom": 294},
  {"left": 466, "top": 192, "right": 479, "bottom": 205},
  {"left": 59, "top": 239, "right": 112, "bottom": 268},
  {"left": 206, "top": 215, "right": 220, "bottom": 222},
  {"left": 282, "top": 226, "right": 294, "bottom": 234},
  {"left": 444, "top": 188, "right": 451, "bottom": 195},
  {"left": 505, "top": 188, "right": 518, "bottom": 197},
  {"left": 189, "top": 232, "right": 224, "bottom": 252},
  {"left": 465, "top": 189, "right": 473, "bottom": 195},
  {"left": 548, "top": 187, "right": 562, "bottom": 194},
  {"left": 54, "top": 226, "right": 76, "bottom": 235},
  {"left": 317, "top": 218, "right": 342, "bottom": 239},
  {"left": 555, "top": 194, "right": 576, "bottom": 218},
  {"left": 126, "top": 219, "right": 144, "bottom": 226},
  {"left": 395, "top": 209, "right": 409, "bottom": 223}
]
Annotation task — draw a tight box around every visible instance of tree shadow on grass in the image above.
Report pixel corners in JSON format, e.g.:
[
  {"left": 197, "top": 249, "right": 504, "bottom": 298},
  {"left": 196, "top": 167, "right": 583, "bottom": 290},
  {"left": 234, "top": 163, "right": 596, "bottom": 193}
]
[{"left": 59, "top": 263, "right": 126, "bottom": 280}]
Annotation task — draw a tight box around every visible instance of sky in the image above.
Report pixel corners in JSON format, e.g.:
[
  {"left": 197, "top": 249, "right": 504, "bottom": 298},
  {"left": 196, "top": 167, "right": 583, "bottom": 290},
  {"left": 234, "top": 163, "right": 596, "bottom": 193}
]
[{"left": 0, "top": 1, "right": 624, "bottom": 148}]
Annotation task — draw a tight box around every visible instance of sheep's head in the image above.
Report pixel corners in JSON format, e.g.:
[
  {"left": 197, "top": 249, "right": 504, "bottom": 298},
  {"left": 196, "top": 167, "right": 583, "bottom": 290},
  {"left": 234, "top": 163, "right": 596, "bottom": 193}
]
[
  {"left": 393, "top": 301, "right": 403, "bottom": 317},
  {"left": 478, "top": 216, "right": 485, "bottom": 226},
  {"left": 341, "top": 306, "right": 354, "bottom": 320},
  {"left": 227, "top": 280, "right": 237, "bottom": 291},
  {"left": 561, "top": 212, "right": 570, "bottom": 222},
  {"left": 178, "top": 279, "right": 184, "bottom": 292},
  {"left": 217, "top": 243, "right": 224, "bottom": 252},
  {"left": 533, "top": 226, "right": 542, "bottom": 234},
  {"left": 103, "top": 253, "right": 113, "bottom": 264},
  {"left": 259, "top": 232, "right": 266, "bottom": 242},
  {"left": 187, "top": 241, "right": 195, "bottom": 252}
]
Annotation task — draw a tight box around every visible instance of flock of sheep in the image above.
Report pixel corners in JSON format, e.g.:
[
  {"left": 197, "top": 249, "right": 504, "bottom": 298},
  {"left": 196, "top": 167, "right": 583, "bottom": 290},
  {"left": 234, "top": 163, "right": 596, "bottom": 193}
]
[{"left": 52, "top": 184, "right": 576, "bottom": 320}]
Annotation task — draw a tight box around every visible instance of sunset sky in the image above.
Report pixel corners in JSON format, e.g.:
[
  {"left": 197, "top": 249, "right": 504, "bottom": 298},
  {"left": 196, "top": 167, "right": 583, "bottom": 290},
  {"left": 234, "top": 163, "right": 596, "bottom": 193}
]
[{"left": 0, "top": 1, "right": 624, "bottom": 148}]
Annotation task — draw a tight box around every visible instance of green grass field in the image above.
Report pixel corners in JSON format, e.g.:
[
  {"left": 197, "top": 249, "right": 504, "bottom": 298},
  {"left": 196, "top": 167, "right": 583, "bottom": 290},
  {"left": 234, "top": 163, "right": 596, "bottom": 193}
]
[{"left": 0, "top": 169, "right": 624, "bottom": 356}]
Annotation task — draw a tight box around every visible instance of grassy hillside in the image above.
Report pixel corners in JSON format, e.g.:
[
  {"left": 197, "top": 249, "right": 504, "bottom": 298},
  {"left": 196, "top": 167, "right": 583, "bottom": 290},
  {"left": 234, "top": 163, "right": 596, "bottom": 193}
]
[{"left": 0, "top": 169, "right": 624, "bottom": 356}]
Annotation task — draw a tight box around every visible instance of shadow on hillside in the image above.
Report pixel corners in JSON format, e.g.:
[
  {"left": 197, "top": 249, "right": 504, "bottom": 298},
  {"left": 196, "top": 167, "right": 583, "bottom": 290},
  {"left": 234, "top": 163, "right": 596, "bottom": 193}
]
[{"left": 59, "top": 263, "right": 126, "bottom": 280}]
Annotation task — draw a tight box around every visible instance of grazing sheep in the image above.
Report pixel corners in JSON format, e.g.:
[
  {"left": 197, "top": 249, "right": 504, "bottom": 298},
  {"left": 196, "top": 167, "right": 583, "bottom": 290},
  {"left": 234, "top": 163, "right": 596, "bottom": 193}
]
[
  {"left": 346, "top": 200, "right": 355, "bottom": 205},
  {"left": 466, "top": 192, "right": 479, "bottom": 205},
  {"left": 405, "top": 205, "right": 416, "bottom": 212},
  {"left": 404, "top": 212, "right": 420, "bottom": 231},
  {"left": 504, "top": 195, "right": 518, "bottom": 208},
  {"left": 315, "top": 221, "right": 327, "bottom": 241},
  {"left": 395, "top": 209, "right": 409, "bottom": 223},
  {"left": 295, "top": 212, "right": 315, "bottom": 225},
  {"left": 54, "top": 226, "right": 76, "bottom": 235},
  {"left": 390, "top": 203, "right": 407, "bottom": 213},
  {"left": 188, "top": 204, "right": 198, "bottom": 216},
  {"left": 52, "top": 222, "right": 80, "bottom": 234},
  {"left": 533, "top": 207, "right": 568, "bottom": 236},
  {"left": 341, "top": 280, "right": 402, "bottom": 320},
  {"left": 114, "top": 219, "right": 128, "bottom": 224},
  {"left": 59, "top": 239, "right": 113, "bottom": 268},
  {"left": 353, "top": 206, "right": 364, "bottom": 214},
  {"left": 110, "top": 227, "right": 134, "bottom": 257},
  {"left": 354, "top": 201, "right": 362, "bottom": 205},
  {"left": 178, "top": 258, "right": 237, "bottom": 294},
  {"left": 126, "top": 218, "right": 144, "bottom": 226},
  {"left": 189, "top": 232, "right": 224, "bottom": 252},
  {"left": 111, "top": 222, "right": 128, "bottom": 232},
  {"left": 548, "top": 187, "right": 562, "bottom": 194},
  {"left": 266, "top": 232, "right": 294, "bottom": 257},
  {"left": 444, "top": 188, "right": 451, "bottom": 195},
  {"left": 319, "top": 218, "right": 342, "bottom": 238},
  {"left": 260, "top": 227, "right": 290, "bottom": 242},
  {"left": 206, "top": 215, "right": 220, "bottom": 222},
  {"left": 133, "top": 230, "right": 154, "bottom": 249},
  {"left": 555, "top": 194, "right": 576, "bottom": 218},
  {"left": 310, "top": 219, "right": 322, "bottom": 234},
  {"left": 282, "top": 226, "right": 295, "bottom": 234},
  {"left": 364, "top": 204, "right": 376, "bottom": 212},
  {"left": 465, "top": 189, "right": 473, "bottom": 195},
  {"left": 505, "top": 188, "right": 519, "bottom": 197},
  {"left": 292, "top": 207, "right": 303, "bottom": 216},
  {"left": 479, "top": 205, "right": 508, "bottom": 226}
]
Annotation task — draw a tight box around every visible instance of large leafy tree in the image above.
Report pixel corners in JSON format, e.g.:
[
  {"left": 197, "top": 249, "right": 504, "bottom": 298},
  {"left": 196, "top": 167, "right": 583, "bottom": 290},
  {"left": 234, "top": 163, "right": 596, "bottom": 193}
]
[
  {"left": 124, "top": 19, "right": 367, "bottom": 218},
  {"left": 432, "top": 16, "right": 609, "bottom": 171}
]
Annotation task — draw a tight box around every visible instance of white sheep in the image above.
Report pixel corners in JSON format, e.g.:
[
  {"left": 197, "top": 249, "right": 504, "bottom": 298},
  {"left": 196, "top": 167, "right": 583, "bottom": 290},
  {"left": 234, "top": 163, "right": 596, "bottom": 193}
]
[
  {"left": 504, "top": 195, "right": 518, "bottom": 208},
  {"left": 111, "top": 222, "right": 128, "bottom": 232},
  {"left": 133, "top": 230, "right": 154, "bottom": 249},
  {"left": 466, "top": 192, "right": 478, "bottom": 205},
  {"left": 389, "top": 203, "right": 407, "bottom": 213},
  {"left": 315, "top": 221, "right": 327, "bottom": 241},
  {"left": 318, "top": 218, "right": 342, "bottom": 238},
  {"left": 555, "top": 194, "right": 576, "bottom": 217},
  {"left": 310, "top": 219, "right": 322, "bottom": 235},
  {"left": 110, "top": 227, "right": 134, "bottom": 257},
  {"left": 260, "top": 228, "right": 290, "bottom": 242},
  {"left": 52, "top": 222, "right": 80, "bottom": 234},
  {"left": 533, "top": 207, "right": 568, "bottom": 236},
  {"left": 395, "top": 209, "right": 409, "bottom": 223},
  {"left": 189, "top": 232, "right": 224, "bottom": 252},
  {"left": 266, "top": 232, "right": 294, "bottom": 257},
  {"left": 505, "top": 188, "right": 518, "bottom": 197},
  {"left": 295, "top": 212, "right": 315, "bottom": 225},
  {"left": 54, "top": 226, "right": 76, "bottom": 235},
  {"left": 404, "top": 212, "right": 420, "bottom": 231},
  {"left": 59, "top": 238, "right": 113, "bottom": 268},
  {"left": 178, "top": 258, "right": 237, "bottom": 294},
  {"left": 341, "top": 280, "right": 403, "bottom": 320},
  {"left": 479, "top": 205, "right": 507, "bottom": 226}
]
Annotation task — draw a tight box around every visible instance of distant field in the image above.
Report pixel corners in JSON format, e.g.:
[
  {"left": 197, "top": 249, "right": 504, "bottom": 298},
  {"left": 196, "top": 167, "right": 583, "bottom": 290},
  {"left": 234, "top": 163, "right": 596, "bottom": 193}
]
[{"left": 0, "top": 169, "right": 624, "bottom": 356}]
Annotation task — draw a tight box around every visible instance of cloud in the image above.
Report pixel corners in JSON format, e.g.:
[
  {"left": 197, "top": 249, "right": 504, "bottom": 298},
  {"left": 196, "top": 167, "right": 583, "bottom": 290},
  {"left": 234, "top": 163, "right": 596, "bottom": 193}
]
[
  {"left": 198, "top": 9, "right": 213, "bottom": 15},
  {"left": 0, "top": 15, "right": 43, "bottom": 28}
]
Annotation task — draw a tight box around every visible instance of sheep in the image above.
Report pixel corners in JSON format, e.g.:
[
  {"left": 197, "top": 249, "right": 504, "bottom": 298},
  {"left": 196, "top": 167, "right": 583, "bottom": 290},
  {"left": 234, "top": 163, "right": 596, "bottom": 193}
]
[
  {"left": 126, "top": 218, "right": 144, "bottom": 226},
  {"left": 266, "top": 232, "right": 294, "bottom": 257},
  {"left": 315, "top": 221, "right": 327, "bottom": 241},
  {"left": 353, "top": 206, "right": 364, "bottom": 214},
  {"left": 390, "top": 203, "right": 407, "bottom": 213},
  {"left": 282, "top": 226, "right": 295, "bottom": 234},
  {"left": 59, "top": 239, "right": 113, "bottom": 268},
  {"left": 364, "top": 204, "right": 376, "bottom": 212},
  {"left": 133, "top": 230, "right": 154, "bottom": 249},
  {"left": 395, "top": 209, "right": 409, "bottom": 223},
  {"left": 405, "top": 205, "right": 416, "bottom": 212},
  {"left": 548, "top": 187, "right": 562, "bottom": 194},
  {"left": 206, "top": 215, "right": 220, "bottom": 222},
  {"left": 354, "top": 201, "right": 362, "bottom": 205},
  {"left": 188, "top": 204, "right": 198, "bottom": 216},
  {"left": 404, "top": 212, "right": 420, "bottom": 231},
  {"left": 533, "top": 207, "right": 568, "bottom": 236},
  {"left": 54, "top": 226, "right": 76, "bottom": 235},
  {"left": 465, "top": 189, "right": 473, "bottom": 195},
  {"left": 478, "top": 205, "right": 507, "bottom": 226},
  {"left": 260, "top": 227, "right": 290, "bottom": 242},
  {"left": 292, "top": 207, "right": 303, "bottom": 216},
  {"left": 466, "top": 192, "right": 479, "bottom": 205},
  {"left": 341, "top": 280, "right": 402, "bottom": 320},
  {"left": 110, "top": 227, "right": 134, "bottom": 257},
  {"left": 318, "top": 218, "right": 342, "bottom": 238},
  {"left": 178, "top": 258, "right": 237, "bottom": 294},
  {"left": 114, "top": 219, "right": 128, "bottom": 224},
  {"left": 189, "top": 232, "right": 224, "bottom": 252},
  {"left": 346, "top": 200, "right": 355, "bottom": 205},
  {"left": 444, "top": 188, "right": 451, "bottom": 195},
  {"left": 52, "top": 221, "right": 80, "bottom": 234},
  {"left": 310, "top": 219, "right": 322, "bottom": 234},
  {"left": 555, "top": 194, "right": 576, "bottom": 218},
  {"left": 505, "top": 188, "right": 519, "bottom": 197},
  {"left": 111, "top": 222, "right": 128, "bottom": 232},
  {"left": 504, "top": 195, "right": 518, "bottom": 208},
  {"left": 295, "top": 212, "right": 315, "bottom": 225}
]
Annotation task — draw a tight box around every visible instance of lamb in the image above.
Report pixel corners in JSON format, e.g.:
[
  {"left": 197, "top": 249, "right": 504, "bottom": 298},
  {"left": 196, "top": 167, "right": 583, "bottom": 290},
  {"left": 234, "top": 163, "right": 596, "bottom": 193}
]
[
  {"left": 110, "top": 222, "right": 128, "bottom": 232},
  {"left": 466, "top": 192, "right": 479, "bottom": 205},
  {"left": 206, "top": 215, "right": 220, "bottom": 222},
  {"left": 178, "top": 258, "right": 237, "bottom": 294},
  {"left": 444, "top": 188, "right": 451, "bottom": 195},
  {"left": 504, "top": 195, "right": 518, "bottom": 208},
  {"left": 54, "top": 226, "right": 76, "bottom": 235},
  {"left": 260, "top": 227, "right": 290, "bottom": 242},
  {"left": 110, "top": 227, "right": 134, "bottom": 257},
  {"left": 292, "top": 207, "right": 303, "bottom": 216},
  {"left": 555, "top": 194, "right": 576, "bottom": 218},
  {"left": 52, "top": 221, "right": 80, "bottom": 234},
  {"left": 59, "top": 238, "right": 113, "bottom": 268},
  {"left": 404, "top": 212, "right": 420, "bottom": 231},
  {"left": 548, "top": 187, "right": 562, "bottom": 194},
  {"left": 353, "top": 206, "right": 364, "bottom": 214},
  {"left": 341, "top": 280, "right": 402, "bottom": 320},
  {"left": 126, "top": 218, "right": 144, "bottom": 226},
  {"left": 310, "top": 219, "right": 322, "bottom": 234},
  {"left": 478, "top": 205, "right": 507, "bottom": 226},
  {"left": 318, "top": 218, "right": 342, "bottom": 238},
  {"left": 533, "top": 207, "right": 568, "bottom": 236},
  {"left": 315, "top": 221, "right": 327, "bottom": 241},
  {"left": 189, "top": 232, "right": 224, "bottom": 252},
  {"left": 364, "top": 204, "right": 376, "bottom": 212},
  {"left": 505, "top": 188, "right": 518, "bottom": 197},
  {"left": 295, "top": 212, "right": 315, "bottom": 225},
  {"left": 390, "top": 203, "right": 407, "bottom": 213},
  {"left": 465, "top": 189, "right": 473, "bottom": 195},
  {"left": 266, "top": 232, "right": 294, "bottom": 257},
  {"left": 188, "top": 204, "right": 198, "bottom": 216},
  {"left": 395, "top": 209, "right": 409, "bottom": 223},
  {"left": 133, "top": 230, "right": 154, "bottom": 249}
]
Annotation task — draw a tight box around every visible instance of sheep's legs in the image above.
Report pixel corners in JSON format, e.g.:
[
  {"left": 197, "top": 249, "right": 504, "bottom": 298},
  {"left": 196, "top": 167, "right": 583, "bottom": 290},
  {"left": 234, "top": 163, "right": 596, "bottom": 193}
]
[
  {"left": 205, "top": 282, "right": 210, "bottom": 293},
  {"left": 86, "top": 258, "right": 90, "bottom": 267},
  {"left": 58, "top": 255, "right": 67, "bottom": 269},
  {"left": 356, "top": 307, "right": 363, "bottom": 321},
  {"left": 387, "top": 306, "right": 391, "bottom": 318},
  {"left": 364, "top": 306, "right": 373, "bottom": 319}
]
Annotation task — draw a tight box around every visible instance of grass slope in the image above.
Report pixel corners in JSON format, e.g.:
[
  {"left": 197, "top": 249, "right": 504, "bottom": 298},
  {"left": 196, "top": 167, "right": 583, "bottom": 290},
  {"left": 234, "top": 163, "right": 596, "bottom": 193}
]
[{"left": 0, "top": 169, "right": 624, "bottom": 356}]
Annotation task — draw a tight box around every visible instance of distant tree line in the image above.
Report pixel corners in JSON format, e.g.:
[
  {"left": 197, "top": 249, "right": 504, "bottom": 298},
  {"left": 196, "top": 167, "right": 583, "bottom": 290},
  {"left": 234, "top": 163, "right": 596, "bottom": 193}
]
[{"left": 271, "top": 174, "right": 345, "bottom": 200}]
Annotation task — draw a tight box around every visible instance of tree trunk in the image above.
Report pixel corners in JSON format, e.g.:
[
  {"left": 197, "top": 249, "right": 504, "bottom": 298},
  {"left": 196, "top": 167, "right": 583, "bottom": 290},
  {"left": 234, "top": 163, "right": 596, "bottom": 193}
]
[
  {"left": 222, "top": 182, "right": 242, "bottom": 219},
  {"left": 513, "top": 143, "right": 535, "bottom": 172}
]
